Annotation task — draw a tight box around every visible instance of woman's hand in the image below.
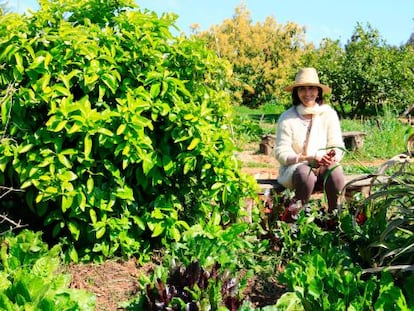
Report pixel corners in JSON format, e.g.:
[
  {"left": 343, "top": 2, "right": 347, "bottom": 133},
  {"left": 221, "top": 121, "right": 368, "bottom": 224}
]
[
  {"left": 297, "top": 150, "right": 336, "bottom": 167},
  {"left": 317, "top": 149, "right": 336, "bottom": 167}
]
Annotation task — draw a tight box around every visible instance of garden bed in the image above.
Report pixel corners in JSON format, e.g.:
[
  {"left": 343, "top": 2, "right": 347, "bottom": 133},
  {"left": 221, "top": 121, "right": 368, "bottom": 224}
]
[{"left": 66, "top": 146, "right": 393, "bottom": 310}]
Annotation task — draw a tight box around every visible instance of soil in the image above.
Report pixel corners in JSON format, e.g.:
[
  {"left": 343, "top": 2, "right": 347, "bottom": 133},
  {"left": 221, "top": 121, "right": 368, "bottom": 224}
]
[
  {"left": 68, "top": 258, "right": 146, "bottom": 310},
  {"left": 67, "top": 258, "right": 286, "bottom": 310},
  {"left": 67, "top": 143, "right": 389, "bottom": 310}
]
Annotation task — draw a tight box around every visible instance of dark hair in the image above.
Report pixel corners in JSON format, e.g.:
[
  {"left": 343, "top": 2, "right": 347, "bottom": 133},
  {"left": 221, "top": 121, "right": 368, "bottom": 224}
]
[{"left": 292, "top": 87, "right": 324, "bottom": 106}]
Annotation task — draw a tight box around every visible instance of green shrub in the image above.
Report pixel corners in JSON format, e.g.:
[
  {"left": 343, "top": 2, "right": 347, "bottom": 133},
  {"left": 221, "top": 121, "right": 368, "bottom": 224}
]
[{"left": 0, "top": 0, "right": 255, "bottom": 261}]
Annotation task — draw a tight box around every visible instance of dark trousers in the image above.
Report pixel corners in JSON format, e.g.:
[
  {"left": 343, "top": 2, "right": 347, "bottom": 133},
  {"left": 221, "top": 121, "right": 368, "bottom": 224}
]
[{"left": 292, "top": 163, "right": 345, "bottom": 211}]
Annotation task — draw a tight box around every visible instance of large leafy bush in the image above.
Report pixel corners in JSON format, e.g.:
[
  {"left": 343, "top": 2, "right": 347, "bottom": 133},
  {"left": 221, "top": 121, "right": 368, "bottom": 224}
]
[{"left": 0, "top": 0, "right": 255, "bottom": 261}]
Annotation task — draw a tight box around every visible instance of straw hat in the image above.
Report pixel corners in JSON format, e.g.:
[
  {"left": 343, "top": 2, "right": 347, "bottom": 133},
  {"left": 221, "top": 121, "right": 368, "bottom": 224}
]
[{"left": 284, "top": 67, "right": 331, "bottom": 94}]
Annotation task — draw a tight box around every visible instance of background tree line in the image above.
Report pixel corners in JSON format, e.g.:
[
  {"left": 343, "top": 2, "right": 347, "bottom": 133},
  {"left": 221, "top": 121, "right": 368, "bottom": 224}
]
[{"left": 193, "top": 4, "right": 414, "bottom": 118}]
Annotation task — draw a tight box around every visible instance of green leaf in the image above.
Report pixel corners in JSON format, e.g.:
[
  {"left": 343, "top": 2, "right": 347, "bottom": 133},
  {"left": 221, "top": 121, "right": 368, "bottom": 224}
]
[
  {"left": 67, "top": 123, "right": 82, "bottom": 134},
  {"left": 150, "top": 83, "right": 161, "bottom": 98},
  {"left": 275, "top": 292, "right": 304, "bottom": 310},
  {"left": 14, "top": 53, "right": 24, "bottom": 73},
  {"left": 97, "top": 128, "right": 114, "bottom": 136},
  {"left": 101, "top": 72, "right": 118, "bottom": 94},
  {"left": 57, "top": 153, "right": 72, "bottom": 168},
  {"left": 116, "top": 123, "right": 127, "bottom": 135},
  {"left": 211, "top": 182, "right": 223, "bottom": 190},
  {"left": 84, "top": 73, "right": 99, "bottom": 90},
  {"left": 84, "top": 135, "right": 92, "bottom": 158},
  {"left": 151, "top": 208, "right": 164, "bottom": 219},
  {"left": 68, "top": 220, "right": 80, "bottom": 241},
  {"left": 52, "top": 84, "right": 71, "bottom": 97},
  {"left": 0, "top": 44, "right": 18, "bottom": 61},
  {"left": 87, "top": 177, "right": 94, "bottom": 193},
  {"left": 133, "top": 216, "right": 145, "bottom": 230},
  {"left": 171, "top": 227, "right": 181, "bottom": 242},
  {"left": 95, "top": 225, "right": 106, "bottom": 239},
  {"left": 1, "top": 98, "right": 10, "bottom": 126},
  {"left": 62, "top": 195, "right": 74, "bottom": 212},
  {"left": 29, "top": 55, "right": 47, "bottom": 70},
  {"left": 0, "top": 272, "right": 11, "bottom": 292},
  {"left": 221, "top": 187, "right": 228, "bottom": 203},
  {"left": 18, "top": 144, "right": 33, "bottom": 154},
  {"left": 20, "top": 179, "right": 33, "bottom": 189},
  {"left": 187, "top": 138, "right": 200, "bottom": 150},
  {"left": 115, "top": 187, "right": 134, "bottom": 201},
  {"left": 142, "top": 152, "right": 155, "bottom": 175},
  {"left": 69, "top": 245, "right": 79, "bottom": 263},
  {"left": 59, "top": 69, "right": 81, "bottom": 89},
  {"left": 52, "top": 120, "right": 67, "bottom": 132},
  {"left": 40, "top": 73, "right": 51, "bottom": 92},
  {"left": 183, "top": 156, "right": 196, "bottom": 174},
  {"left": 89, "top": 208, "right": 97, "bottom": 224},
  {"left": 151, "top": 223, "right": 164, "bottom": 237},
  {"left": 162, "top": 155, "right": 174, "bottom": 175}
]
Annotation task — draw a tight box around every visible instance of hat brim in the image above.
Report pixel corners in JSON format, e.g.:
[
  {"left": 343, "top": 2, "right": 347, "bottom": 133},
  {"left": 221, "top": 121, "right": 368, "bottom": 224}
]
[{"left": 284, "top": 83, "right": 331, "bottom": 94}]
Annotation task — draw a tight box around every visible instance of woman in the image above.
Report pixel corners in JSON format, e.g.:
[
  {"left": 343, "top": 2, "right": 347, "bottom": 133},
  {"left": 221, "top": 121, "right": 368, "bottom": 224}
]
[{"left": 275, "top": 67, "right": 345, "bottom": 213}]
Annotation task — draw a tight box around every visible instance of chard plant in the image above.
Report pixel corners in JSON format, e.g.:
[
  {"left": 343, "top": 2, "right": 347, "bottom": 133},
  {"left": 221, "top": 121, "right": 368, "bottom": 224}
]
[
  {"left": 277, "top": 249, "right": 410, "bottom": 311},
  {"left": 129, "top": 260, "right": 244, "bottom": 311}
]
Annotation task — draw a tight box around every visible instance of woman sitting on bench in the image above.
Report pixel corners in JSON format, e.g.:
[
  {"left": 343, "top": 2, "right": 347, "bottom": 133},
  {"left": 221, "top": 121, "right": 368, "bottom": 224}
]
[{"left": 275, "top": 68, "right": 345, "bottom": 213}]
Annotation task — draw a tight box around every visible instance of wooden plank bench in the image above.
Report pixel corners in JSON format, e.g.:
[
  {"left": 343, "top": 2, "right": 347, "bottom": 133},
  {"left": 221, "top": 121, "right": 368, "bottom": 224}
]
[
  {"left": 244, "top": 154, "right": 411, "bottom": 224},
  {"left": 260, "top": 131, "right": 367, "bottom": 156},
  {"left": 255, "top": 153, "right": 411, "bottom": 202}
]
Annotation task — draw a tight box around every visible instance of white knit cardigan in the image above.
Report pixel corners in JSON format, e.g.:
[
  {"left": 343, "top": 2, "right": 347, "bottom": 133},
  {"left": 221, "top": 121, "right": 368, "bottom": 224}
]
[{"left": 274, "top": 104, "right": 345, "bottom": 189}]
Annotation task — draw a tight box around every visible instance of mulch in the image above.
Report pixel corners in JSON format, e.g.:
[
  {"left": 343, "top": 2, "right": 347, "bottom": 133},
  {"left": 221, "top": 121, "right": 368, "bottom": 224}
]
[{"left": 68, "top": 258, "right": 154, "bottom": 310}]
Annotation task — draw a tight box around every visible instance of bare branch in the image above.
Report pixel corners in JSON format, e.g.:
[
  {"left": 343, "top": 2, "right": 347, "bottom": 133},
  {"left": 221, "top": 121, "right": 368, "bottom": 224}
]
[{"left": 0, "top": 213, "right": 28, "bottom": 235}]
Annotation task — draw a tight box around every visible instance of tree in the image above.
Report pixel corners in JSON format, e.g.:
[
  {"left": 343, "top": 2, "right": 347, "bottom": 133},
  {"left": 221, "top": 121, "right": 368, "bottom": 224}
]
[
  {"left": 304, "top": 23, "right": 414, "bottom": 117},
  {"left": 194, "top": 3, "right": 312, "bottom": 108},
  {"left": 340, "top": 24, "right": 414, "bottom": 116},
  {"left": 0, "top": 0, "right": 255, "bottom": 261}
]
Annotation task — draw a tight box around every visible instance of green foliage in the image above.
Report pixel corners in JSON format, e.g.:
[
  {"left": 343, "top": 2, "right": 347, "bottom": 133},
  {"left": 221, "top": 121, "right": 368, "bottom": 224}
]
[
  {"left": 125, "top": 208, "right": 277, "bottom": 309},
  {"left": 304, "top": 23, "right": 414, "bottom": 117},
  {"left": 264, "top": 184, "right": 413, "bottom": 310},
  {"left": 278, "top": 249, "right": 409, "bottom": 311},
  {"left": 170, "top": 215, "right": 270, "bottom": 273},
  {"left": 268, "top": 209, "right": 412, "bottom": 310},
  {"left": 341, "top": 167, "right": 414, "bottom": 268},
  {"left": 341, "top": 110, "right": 411, "bottom": 162},
  {"left": 129, "top": 260, "right": 245, "bottom": 310},
  {"left": 0, "top": 230, "right": 95, "bottom": 310},
  {"left": 232, "top": 115, "right": 265, "bottom": 144},
  {"left": 0, "top": 0, "right": 255, "bottom": 261},
  {"left": 271, "top": 210, "right": 340, "bottom": 263}
]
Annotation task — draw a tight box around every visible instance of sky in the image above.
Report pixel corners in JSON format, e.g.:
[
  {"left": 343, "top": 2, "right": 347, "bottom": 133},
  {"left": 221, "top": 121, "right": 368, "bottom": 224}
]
[{"left": 10, "top": 0, "right": 414, "bottom": 46}]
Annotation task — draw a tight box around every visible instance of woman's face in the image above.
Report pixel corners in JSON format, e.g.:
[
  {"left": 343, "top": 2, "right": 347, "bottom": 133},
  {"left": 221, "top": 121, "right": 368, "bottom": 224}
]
[{"left": 297, "top": 86, "right": 319, "bottom": 107}]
